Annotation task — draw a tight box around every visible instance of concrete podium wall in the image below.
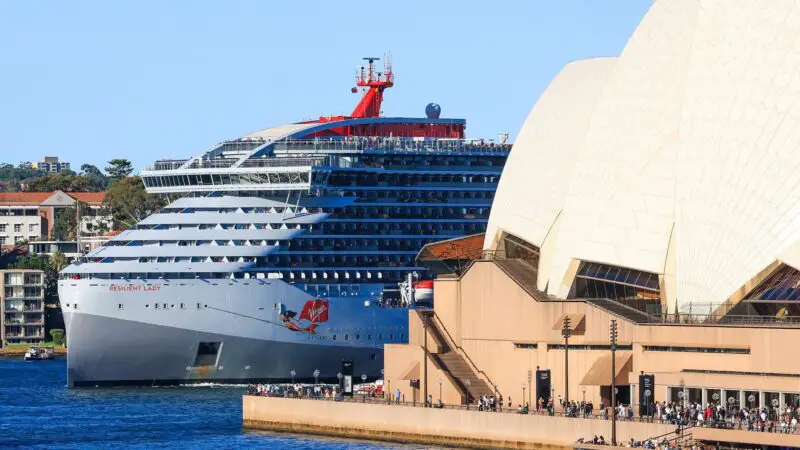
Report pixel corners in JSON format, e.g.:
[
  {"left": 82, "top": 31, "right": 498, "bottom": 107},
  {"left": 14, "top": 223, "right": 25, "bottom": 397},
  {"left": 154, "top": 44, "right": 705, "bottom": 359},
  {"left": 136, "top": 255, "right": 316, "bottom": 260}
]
[{"left": 243, "top": 396, "right": 674, "bottom": 449}]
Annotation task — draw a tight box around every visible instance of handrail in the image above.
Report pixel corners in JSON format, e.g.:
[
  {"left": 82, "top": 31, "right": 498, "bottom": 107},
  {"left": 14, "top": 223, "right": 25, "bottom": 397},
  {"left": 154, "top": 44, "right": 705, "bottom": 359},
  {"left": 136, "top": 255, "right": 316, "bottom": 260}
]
[
  {"left": 445, "top": 255, "right": 800, "bottom": 328},
  {"left": 420, "top": 309, "right": 503, "bottom": 400}
]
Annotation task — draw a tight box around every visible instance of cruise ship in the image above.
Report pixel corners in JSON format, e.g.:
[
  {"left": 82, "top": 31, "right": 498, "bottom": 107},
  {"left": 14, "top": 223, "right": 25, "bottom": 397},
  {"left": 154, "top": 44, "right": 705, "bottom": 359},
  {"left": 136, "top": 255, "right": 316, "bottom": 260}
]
[{"left": 58, "top": 58, "right": 511, "bottom": 387}]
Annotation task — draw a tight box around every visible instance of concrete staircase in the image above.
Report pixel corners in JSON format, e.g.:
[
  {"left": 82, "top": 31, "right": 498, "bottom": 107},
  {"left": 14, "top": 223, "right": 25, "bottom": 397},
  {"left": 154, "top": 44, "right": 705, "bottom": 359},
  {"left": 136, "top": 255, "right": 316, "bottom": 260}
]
[
  {"left": 434, "top": 352, "right": 493, "bottom": 402},
  {"left": 418, "top": 310, "right": 497, "bottom": 404}
]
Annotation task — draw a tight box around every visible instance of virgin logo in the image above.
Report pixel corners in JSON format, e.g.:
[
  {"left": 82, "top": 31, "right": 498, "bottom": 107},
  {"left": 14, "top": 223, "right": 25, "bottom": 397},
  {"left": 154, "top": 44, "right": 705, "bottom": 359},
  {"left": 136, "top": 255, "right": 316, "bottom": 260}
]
[{"left": 300, "top": 299, "right": 329, "bottom": 323}]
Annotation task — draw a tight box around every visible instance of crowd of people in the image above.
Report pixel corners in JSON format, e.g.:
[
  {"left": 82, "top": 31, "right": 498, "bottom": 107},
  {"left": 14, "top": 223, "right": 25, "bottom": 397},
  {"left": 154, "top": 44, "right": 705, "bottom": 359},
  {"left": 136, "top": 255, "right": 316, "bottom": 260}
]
[
  {"left": 248, "top": 383, "right": 800, "bottom": 436},
  {"left": 248, "top": 383, "right": 343, "bottom": 399},
  {"left": 651, "top": 401, "right": 799, "bottom": 434}
]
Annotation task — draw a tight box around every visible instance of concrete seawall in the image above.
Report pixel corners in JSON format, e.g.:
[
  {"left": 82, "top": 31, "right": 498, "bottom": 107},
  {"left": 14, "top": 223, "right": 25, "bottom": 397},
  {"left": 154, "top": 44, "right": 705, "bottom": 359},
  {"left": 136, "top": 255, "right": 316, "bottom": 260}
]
[{"left": 243, "top": 396, "right": 675, "bottom": 449}]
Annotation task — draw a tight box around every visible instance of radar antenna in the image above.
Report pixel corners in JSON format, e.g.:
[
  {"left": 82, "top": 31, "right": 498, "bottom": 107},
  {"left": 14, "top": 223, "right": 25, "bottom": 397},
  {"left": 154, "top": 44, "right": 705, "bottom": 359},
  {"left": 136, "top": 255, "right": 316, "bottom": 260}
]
[{"left": 351, "top": 53, "right": 394, "bottom": 118}]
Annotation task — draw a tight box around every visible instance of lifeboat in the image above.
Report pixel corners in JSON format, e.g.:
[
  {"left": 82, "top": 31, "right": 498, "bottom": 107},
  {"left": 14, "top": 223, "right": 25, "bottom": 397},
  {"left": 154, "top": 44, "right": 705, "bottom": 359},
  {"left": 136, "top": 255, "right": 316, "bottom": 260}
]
[{"left": 413, "top": 280, "right": 434, "bottom": 303}]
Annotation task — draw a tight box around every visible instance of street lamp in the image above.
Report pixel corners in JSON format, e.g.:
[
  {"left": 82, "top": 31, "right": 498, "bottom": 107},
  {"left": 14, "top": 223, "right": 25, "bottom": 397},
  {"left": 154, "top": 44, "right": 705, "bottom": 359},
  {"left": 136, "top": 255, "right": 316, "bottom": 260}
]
[
  {"left": 438, "top": 376, "right": 443, "bottom": 406},
  {"left": 609, "top": 319, "right": 618, "bottom": 446},
  {"left": 522, "top": 383, "right": 526, "bottom": 408},
  {"left": 562, "top": 315, "right": 572, "bottom": 409},
  {"left": 361, "top": 373, "right": 367, "bottom": 402}
]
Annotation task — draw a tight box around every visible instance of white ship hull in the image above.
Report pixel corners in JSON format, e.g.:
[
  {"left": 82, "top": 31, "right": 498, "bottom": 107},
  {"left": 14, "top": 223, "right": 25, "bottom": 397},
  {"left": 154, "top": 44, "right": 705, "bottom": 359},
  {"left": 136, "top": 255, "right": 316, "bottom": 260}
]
[{"left": 59, "top": 278, "right": 407, "bottom": 387}]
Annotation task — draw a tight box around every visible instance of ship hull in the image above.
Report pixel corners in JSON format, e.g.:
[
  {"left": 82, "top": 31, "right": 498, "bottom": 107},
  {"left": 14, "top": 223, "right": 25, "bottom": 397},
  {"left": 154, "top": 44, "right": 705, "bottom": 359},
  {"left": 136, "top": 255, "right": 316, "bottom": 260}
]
[
  {"left": 64, "top": 312, "right": 382, "bottom": 387},
  {"left": 59, "top": 279, "right": 404, "bottom": 387}
]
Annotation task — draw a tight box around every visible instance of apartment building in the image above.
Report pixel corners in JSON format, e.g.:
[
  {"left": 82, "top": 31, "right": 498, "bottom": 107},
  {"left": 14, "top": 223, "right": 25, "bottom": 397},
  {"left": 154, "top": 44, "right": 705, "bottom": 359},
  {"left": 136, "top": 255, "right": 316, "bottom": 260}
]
[
  {"left": 31, "top": 156, "right": 70, "bottom": 174},
  {"left": 0, "top": 190, "right": 110, "bottom": 250},
  {"left": 0, "top": 269, "right": 45, "bottom": 347}
]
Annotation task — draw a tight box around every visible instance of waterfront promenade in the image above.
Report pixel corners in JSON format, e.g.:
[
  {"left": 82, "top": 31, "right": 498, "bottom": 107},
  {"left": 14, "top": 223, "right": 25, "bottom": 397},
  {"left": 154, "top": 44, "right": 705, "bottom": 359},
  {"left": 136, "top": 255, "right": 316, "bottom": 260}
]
[
  {"left": 243, "top": 392, "right": 800, "bottom": 449},
  {"left": 243, "top": 395, "right": 676, "bottom": 449}
]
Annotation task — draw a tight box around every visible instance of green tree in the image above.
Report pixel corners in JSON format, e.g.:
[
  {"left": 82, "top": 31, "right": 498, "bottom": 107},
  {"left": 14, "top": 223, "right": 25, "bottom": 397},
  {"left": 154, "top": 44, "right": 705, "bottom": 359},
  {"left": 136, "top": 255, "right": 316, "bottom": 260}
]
[
  {"left": 26, "top": 174, "right": 99, "bottom": 192},
  {"left": 79, "top": 164, "right": 109, "bottom": 190},
  {"left": 103, "top": 176, "right": 165, "bottom": 230},
  {"left": 105, "top": 159, "right": 134, "bottom": 180},
  {"left": 0, "top": 162, "right": 41, "bottom": 187},
  {"left": 50, "top": 329, "right": 65, "bottom": 346},
  {"left": 51, "top": 202, "right": 89, "bottom": 240}
]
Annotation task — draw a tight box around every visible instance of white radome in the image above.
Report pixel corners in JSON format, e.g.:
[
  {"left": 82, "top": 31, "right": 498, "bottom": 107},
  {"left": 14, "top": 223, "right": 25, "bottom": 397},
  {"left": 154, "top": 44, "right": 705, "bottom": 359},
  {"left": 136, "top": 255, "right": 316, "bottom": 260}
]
[{"left": 486, "top": 0, "right": 800, "bottom": 312}]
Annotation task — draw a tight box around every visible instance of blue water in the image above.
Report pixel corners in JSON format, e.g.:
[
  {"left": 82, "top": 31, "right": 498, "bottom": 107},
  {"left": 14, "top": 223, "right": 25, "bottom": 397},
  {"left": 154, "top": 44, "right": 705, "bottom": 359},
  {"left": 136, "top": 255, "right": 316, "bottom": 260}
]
[{"left": 0, "top": 359, "right": 433, "bottom": 449}]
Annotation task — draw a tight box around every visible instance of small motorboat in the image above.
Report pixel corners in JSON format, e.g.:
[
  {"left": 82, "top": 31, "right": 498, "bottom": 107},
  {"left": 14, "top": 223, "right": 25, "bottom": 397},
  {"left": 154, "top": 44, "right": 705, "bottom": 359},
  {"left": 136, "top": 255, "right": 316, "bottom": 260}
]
[{"left": 24, "top": 346, "right": 55, "bottom": 361}]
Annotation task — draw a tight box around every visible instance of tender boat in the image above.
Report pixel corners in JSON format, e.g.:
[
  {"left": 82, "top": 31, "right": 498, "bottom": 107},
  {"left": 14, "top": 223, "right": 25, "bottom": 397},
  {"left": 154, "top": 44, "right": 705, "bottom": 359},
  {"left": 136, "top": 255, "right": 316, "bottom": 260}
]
[{"left": 24, "top": 346, "right": 55, "bottom": 361}]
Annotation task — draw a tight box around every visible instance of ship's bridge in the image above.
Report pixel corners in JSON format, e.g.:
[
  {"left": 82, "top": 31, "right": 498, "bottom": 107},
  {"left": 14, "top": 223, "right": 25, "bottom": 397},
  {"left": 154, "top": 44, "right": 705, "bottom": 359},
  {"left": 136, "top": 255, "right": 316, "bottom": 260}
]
[{"left": 138, "top": 116, "right": 512, "bottom": 195}]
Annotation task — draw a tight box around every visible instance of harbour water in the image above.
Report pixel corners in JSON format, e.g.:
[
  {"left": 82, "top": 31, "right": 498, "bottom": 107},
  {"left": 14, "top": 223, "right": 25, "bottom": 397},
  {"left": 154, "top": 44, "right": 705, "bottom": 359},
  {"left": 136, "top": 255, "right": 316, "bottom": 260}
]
[{"left": 0, "top": 358, "right": 434, "bottom": 449}]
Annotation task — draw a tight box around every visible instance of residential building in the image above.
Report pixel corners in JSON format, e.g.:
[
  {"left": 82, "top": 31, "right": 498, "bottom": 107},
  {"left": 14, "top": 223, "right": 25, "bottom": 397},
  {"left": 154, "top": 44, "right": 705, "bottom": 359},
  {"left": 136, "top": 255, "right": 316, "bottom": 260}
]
[
  {"left": 1, "top": 269, "right": 45, "bottom": 346},
  {"left": 32, "top": 156, "right": 70, "bottom": 174},
  {"left": 0, "top": 191, "right": 111, "bottom": 250}
]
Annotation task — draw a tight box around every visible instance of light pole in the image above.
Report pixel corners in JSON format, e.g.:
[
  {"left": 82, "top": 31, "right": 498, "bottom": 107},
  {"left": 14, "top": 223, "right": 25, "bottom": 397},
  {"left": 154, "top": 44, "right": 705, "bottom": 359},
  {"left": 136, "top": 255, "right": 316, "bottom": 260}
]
[
  {"left": 563, "top": 315, "right": 571, "bottom": 411},
  {"left": 528, "top": 369, "right": 533, "bottom": 409},
  {"left": 381, "top": 369, "right": 386, "bottom": 402},
  {"left": 610, "top": 319, "right": 618, "bottom": 446},
  {"left": 438, "top": 377, "right": 443, "bottom": 406},
  {"left": 361, "top": 374, "right": 367, "bottom": 402},
  {"left": 522, "top": 383, "right": 526, "bottom": 408}
]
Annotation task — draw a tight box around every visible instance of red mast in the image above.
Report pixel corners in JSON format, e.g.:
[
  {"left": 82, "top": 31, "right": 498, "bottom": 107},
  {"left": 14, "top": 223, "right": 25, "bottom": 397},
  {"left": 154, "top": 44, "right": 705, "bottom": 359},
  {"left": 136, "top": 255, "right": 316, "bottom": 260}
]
[{"left": 350, "top": 56, "right": 394, "bottom": 118}]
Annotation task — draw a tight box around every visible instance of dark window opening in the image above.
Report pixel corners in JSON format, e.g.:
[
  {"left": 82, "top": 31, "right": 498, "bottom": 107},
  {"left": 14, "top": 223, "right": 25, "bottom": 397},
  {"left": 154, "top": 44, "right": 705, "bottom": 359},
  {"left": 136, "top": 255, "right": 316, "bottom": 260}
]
[{"left": 193, "top": 341, "right": 221, "bottom": 367}]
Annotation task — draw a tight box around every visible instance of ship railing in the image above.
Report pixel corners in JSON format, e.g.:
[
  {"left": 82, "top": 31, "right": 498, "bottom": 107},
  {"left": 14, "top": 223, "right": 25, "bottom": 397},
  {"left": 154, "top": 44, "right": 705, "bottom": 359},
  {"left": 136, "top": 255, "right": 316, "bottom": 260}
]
[
  {"left": 145, "top": 160, "right": 190, "bottom": 171},
  {"left": 144, "top": 156, "right": 326, "bottom": 172},
  {"left": 274, "top": 138, "right": 512, "bottom": 154}
]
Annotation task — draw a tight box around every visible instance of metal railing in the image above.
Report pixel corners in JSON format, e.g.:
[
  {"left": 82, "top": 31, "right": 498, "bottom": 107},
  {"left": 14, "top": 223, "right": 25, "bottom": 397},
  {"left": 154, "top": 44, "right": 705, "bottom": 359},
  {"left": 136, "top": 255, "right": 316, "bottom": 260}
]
[
  {"left": 144, "top": 156, "right": 325, "bottom": 172},
  {"left": 421, "top": 310, "right": 503, "bottom": 401},
  {"left": 246, "top": 390, "right": 800, "bottom": 439},
  {"left": 147, "top": 160, "right": 189, "bottom": 171},
  {"left": 274, "top": 138, "right": 512, "bottom": 155},
  {"left": 445, "top": 252, "right": 800, "bottom": 328}
]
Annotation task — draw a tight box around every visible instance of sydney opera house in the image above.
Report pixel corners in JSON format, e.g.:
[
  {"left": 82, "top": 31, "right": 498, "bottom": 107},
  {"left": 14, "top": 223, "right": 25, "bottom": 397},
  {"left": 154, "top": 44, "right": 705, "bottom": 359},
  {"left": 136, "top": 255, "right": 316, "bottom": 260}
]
[{"left": 385, "top": 0, "right": 800, "bottom": 421}]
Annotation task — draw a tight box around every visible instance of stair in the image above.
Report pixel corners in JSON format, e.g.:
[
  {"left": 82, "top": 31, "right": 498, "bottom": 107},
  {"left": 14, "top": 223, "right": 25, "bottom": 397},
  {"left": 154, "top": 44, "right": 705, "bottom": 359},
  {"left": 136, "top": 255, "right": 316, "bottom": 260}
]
[
  {"left": 493, "top": 258, "right": 551, "bottom": 301},
  {"left": 493, "top": 258, "right": 656, "bottom": 324},
  {"left": 435, "top": 352, "right": 493, "bottom": 402},
  {"left": 418, "top": 310, "right": 496, "bottom": 404}
]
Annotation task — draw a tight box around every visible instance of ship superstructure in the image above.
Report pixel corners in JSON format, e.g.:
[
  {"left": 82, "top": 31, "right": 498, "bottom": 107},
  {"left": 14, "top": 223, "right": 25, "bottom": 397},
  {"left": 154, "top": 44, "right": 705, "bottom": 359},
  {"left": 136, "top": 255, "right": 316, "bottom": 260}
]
[{"left": 59, "top": 58, "right": 511, "bottom": 386}]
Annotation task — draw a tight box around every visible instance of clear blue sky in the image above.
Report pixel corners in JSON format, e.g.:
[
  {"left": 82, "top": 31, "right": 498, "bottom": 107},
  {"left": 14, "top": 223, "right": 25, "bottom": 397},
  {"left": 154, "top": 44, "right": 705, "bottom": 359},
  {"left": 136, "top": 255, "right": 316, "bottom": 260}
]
[{"left": 0, "top": 1, "right": 652, "bottom": 172}]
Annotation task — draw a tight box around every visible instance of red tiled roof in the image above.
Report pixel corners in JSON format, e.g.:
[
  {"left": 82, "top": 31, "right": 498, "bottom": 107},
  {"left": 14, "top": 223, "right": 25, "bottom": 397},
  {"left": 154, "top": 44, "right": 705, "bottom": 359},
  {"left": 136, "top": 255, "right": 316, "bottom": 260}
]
[
  {"left": 0, "top": 191, "right": 106, "bottom": 206},
  {"left": 0, "top": 192, "right": 53, "bottom": 205},
  {"left": 420, "top": 234, "right": 485, "bottom": 260},
  {"left": 69, "top": 192, "right": 106, "bottom": 205}
]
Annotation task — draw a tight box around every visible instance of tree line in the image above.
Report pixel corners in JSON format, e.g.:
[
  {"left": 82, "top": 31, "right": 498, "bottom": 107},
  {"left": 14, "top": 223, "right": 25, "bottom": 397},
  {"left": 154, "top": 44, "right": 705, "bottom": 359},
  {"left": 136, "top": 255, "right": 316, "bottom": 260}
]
[
  {"left": 0, "top": 159, "right": 165, "bottom": 233},
  {"left": 0, "top": 159, "right": 134, "bottom": 192}
]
